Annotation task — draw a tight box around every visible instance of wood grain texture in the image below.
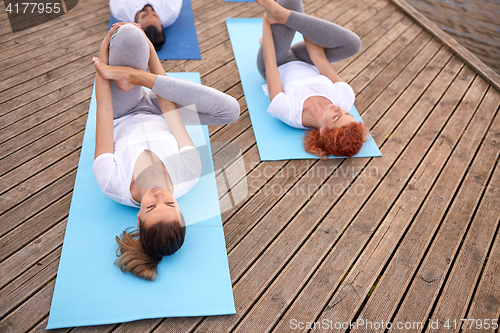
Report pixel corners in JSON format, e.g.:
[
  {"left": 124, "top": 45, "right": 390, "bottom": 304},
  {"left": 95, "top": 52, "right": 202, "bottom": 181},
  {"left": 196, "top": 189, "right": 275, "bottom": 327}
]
[{"left": 1, "top": 0, "right": 499, "bottom": 331}]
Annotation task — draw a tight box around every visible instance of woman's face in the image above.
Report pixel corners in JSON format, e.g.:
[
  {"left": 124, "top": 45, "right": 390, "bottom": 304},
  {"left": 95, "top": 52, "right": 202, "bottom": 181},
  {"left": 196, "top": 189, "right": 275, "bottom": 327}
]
[
  {"left": 136, "top": 5, "right": 162, "bottom": 31},
  {"left": 320, "top": 104, "right": 356, "bottom": 133},
  {"left": 137, "top": 188, "right": 182, "bottom": 228}
]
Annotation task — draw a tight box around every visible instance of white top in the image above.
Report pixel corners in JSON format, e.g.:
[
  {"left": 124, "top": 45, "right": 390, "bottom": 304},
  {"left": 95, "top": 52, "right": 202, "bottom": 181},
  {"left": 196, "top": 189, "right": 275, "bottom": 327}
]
[
  {"left": 92, "top": 113, "right": 201, "bottom": 208},
  {"left": 263, "top": 61, "right": 355, "bottom": 129},
  {"left": 109, "top": 0, "right": 183, "bottom": 27}
]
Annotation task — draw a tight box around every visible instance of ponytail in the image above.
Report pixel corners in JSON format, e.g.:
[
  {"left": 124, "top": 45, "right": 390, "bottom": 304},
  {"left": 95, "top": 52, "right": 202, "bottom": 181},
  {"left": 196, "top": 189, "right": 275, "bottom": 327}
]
[
  {"left": 115, "top": 229, "right": 162, "bottom": 281},
  {"left": 115, "top": 219, "right": 186, "bottom": 281}
]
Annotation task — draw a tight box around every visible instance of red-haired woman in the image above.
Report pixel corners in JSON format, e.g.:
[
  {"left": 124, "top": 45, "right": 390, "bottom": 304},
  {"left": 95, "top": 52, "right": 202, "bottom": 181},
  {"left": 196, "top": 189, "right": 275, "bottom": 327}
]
[{"left": 256, "top": 0, "right": 368, "bottom": 158}]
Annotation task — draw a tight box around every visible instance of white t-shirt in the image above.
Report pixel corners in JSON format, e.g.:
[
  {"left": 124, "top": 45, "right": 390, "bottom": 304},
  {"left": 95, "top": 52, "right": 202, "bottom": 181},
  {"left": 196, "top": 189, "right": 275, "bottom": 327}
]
[
  {"left": 92, "top": 113, "right": 202, "bottom": 208},
  {"left": 109, "top": 0, "right": 183, "bottom": 27},
  {"left": 263, "top": 61, "right": 355, "bottom": 129}
]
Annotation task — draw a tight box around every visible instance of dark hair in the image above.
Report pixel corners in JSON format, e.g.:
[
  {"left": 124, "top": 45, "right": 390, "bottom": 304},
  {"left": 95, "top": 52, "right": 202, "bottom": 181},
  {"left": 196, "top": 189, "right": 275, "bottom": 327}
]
[
  {"left": 303, "top": 121, "right": 368, "bottom": 158},
  {"left": 143, "top": 25, "right": 166, "bottom": 51},
  {"left": 115, "top": 220, "right": 186, "bottom": 281}
]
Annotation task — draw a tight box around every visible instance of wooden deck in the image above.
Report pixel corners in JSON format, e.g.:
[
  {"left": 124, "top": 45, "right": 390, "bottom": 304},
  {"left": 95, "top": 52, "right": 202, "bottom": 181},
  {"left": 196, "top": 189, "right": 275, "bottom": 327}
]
[{"left": 1, "top": 0, "right": 499, "bottom": 331}]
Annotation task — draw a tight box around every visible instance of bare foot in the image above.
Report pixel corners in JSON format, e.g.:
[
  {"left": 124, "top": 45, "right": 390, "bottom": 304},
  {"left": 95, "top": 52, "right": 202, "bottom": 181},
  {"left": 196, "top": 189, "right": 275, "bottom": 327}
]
[
  {"left": 92, "top": 57, "right": 135, "bottom": 92},
  {"left": 255, "top": 0, "right": 290, "bottom": 25}
]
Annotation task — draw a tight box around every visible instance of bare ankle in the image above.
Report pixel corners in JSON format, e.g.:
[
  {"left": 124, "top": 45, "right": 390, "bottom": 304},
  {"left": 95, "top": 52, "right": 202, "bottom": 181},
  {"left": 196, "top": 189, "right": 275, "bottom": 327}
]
[{"left": 279, "top": 8, "right": 291, "bottom": 25}]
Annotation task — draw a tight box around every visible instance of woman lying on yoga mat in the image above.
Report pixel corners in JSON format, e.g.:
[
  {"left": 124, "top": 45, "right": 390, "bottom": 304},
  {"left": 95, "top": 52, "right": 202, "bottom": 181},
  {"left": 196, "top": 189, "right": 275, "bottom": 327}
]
[
  {"left": 109, "top": 0, "right": 182, "bottom": 50},
  {"left": 92, "top": 23, "right": 239, "bottom": 281},
  {"left": 256, "top": 0, "right": 368, "bottom": 158}
]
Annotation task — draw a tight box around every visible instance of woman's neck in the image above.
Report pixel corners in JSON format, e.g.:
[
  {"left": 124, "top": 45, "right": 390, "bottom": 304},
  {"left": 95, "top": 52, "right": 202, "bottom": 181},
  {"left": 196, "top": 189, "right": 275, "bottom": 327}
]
[
  {"left": 302, "top": 96, "right": 328, "bottom": 128},
  {"left": 130, "top": 150, "right": 173, "bottom": 203}
]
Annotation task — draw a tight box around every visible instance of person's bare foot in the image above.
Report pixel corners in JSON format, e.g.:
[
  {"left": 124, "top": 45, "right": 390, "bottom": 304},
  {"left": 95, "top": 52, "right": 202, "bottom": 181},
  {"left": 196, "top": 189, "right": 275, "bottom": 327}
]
[
  {"left": 92, "top": 57, "right": 135, "bottom": 92},
  {"left": 255, "top": 0, "right": 290, "bottom": 25}
]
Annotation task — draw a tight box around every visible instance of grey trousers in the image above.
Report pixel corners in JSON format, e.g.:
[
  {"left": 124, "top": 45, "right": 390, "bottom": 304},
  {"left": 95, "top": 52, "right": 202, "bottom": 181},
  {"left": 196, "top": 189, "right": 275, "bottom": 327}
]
[
  {"left": 257, "top": 0, "right": 361, "bottom": 79},
  {"left": 108, "top": 24, "right": 240, "bottom": 125}
]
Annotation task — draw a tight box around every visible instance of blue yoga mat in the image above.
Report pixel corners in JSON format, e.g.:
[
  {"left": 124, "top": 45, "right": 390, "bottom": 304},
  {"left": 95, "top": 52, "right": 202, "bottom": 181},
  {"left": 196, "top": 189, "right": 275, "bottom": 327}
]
[
  {"left": 108, "top": 0, "right": 200, "bottom": 60},
  {"left": 46, "top": 73, "right": 235, "bottom": 329},
  {"left": 226, "top": 18, "right": 382, "bottom": 160}
]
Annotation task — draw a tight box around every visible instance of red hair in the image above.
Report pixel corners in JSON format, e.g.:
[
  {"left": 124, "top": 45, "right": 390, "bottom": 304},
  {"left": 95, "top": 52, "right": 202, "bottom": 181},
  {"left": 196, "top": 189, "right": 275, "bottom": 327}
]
[{"left": 303, "top": 121, "right": 368, "bottom": 158}]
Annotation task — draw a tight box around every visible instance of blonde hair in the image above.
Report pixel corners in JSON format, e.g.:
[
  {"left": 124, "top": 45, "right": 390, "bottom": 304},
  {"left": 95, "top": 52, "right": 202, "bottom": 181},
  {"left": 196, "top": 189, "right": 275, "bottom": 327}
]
[{"left": 115, "top": 219, "right": 186, "bottom": 281}]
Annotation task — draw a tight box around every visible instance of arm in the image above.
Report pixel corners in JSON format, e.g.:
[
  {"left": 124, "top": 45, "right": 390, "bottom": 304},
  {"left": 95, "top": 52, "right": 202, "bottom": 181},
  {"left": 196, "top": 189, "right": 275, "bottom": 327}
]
[
  {"left": 304, "top": 37, "right": 344, "bottom": 83},
  {"left": 262, "top": 15, "right": 284, "bottom": 101},
  {"left": 146, "top": 37, "right": 195, "bottom": 149},
  {"left": 93, "top": 63, "right": 115, "bottom": 159},
  {"left": 93, "top": 24, "right": 128, "bottom": 159}
]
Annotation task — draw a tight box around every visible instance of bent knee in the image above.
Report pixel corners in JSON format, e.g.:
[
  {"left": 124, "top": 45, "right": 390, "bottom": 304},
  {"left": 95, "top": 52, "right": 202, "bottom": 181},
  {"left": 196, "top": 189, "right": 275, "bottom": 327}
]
[
  {"left": 348, "top": 33, "right": 361, "bottom": 55},
  {"left": 225, "top": 97, "right": 241, "bottom": 124},
  {"left": 109, "top": 24, "right": 150, "bottom": 69}
]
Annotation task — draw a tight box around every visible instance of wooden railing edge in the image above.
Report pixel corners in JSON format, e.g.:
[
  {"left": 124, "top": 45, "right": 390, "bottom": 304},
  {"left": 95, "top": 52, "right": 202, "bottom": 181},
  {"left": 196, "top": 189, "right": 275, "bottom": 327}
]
[{"left": 390, "top": 0, "right": 500, "bottom": 92}]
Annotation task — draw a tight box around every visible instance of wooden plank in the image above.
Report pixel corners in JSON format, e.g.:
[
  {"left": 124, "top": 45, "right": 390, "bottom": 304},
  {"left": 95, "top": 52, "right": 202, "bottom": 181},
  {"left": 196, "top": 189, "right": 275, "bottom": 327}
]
[
  {"left": 2, "top": 1, "right": 499, "bottom": 333},
  {"left": 0, "top": 76, "right": 92, "bottom": 140},
  {"left": 0, "top": 100, "right": 89, "bottom": 166},
  {"left": 223, "top": 35, "right": 448, "bottom": 276},
  {"left": 217, "top": 145, "right": 260, "bottom": 215},
  {"left": 0, "top": 0, "right": 104, "bottom": 44},
  {"left": 218, "top": 17, "right": 438, "bottom": 226},
  {"left": 0, "top": 192, "right": 72, "bottom": 261},
  {"left": 430, "top": 95, "right": 500, "bottom": 329},
  {"left": 389, "top": 88, "right": 499, "bottom": 330},
  {"left": 347, "top": 3, "right": 398, "bottom": 39},
  {"left": 226, "top": 18, "right": 438, "bottom": 274},
  {"left": 0, "top": 280, "right": 56, "bottom": 333},
  {"left": 340, "top": 19, "right": 415, "bottom": 84},
  {"left": 351, "top": 27, "right": 430, "bottom": 97},
  {"left": 0, "top": 150, "right": 79, "bottom": 216},
  {"left": 349, "top": 24, "right": 426, "bottom": 95},
  {"left": 270, "top": 54, "right": 464, "bottom": 332},
  {"left": 0, "top": 7, "right": 109, "bottom": 69},
  {"left": 28, "top": 317, "right": 70, "bottom": 333},
  {"left": 0, "top": 170, "right": 76, "bottom": 237},
  {"left": 0, "top": 132, "right": 83, "bottom": 195},
  {"left": 355, "top": 37, "right": 440, "bottom": 113},
  {"left": 190, "top": 33, "right": 463, "bottom": 333},
  {"left": 332, "top": 12, "right": 411, "bottom": 80},
  {"left": 0, "top": 247, "right": 61, "bottom": 319},
  {"left": 315, "top": 74, "right": 490, "bottom": 331},
  {"left": 464, "top": 205, "right": 500, "bottom": 330},
  {"left": 0, "top": 114, "right": 86, "bottom": 177},
  {"left": 0, "top": 35, "right": 101, "bottom": 94},
  {"left": 217, "top": 0, "right": 410, "bottom": 246},
  {"left": 0, "top": 53, "right": 94, "bottom": 108},
  {"left": 354, "top": 87, "right": 500, "bottom": 331},
  {"left": 0, "top": 221, "right": 66, "bottom": 289}
]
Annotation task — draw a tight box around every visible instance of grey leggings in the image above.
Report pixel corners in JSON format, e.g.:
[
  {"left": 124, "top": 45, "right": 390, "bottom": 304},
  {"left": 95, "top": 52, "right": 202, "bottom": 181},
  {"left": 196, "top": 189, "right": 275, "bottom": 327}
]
[
  {"left": 108, "top": 24, "right": 240, "bottom": 125},
  {"left": 257, "top": 0, "right": 361, "bottom": 79}
]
